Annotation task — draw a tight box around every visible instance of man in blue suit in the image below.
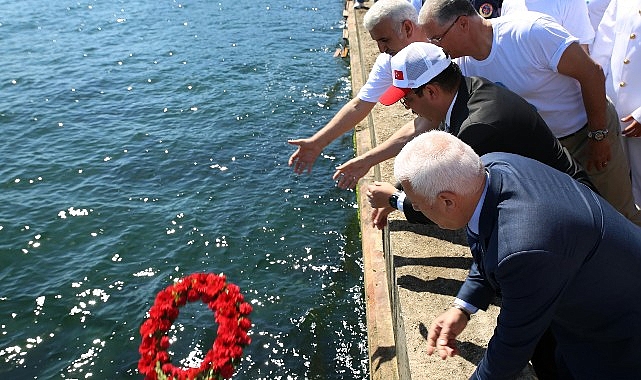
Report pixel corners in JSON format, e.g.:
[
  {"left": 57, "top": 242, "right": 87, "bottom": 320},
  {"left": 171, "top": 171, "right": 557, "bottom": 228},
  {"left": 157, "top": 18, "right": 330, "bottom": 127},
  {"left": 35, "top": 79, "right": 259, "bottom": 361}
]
[{"left": 394, "top": 130, "right": 641, "bottom": 379}]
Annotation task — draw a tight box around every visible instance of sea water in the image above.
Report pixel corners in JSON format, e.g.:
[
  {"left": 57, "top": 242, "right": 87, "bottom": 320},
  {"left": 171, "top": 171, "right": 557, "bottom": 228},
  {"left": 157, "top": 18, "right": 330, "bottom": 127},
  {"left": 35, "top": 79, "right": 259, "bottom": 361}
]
[{"left": 0, "top": 0, "right": 366, "bottom": 378}]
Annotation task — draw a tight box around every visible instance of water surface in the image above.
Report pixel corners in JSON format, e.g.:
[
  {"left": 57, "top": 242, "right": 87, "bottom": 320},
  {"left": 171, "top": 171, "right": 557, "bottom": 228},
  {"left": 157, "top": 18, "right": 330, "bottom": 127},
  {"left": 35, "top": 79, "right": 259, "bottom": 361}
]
[{"left": 0, "top": 0, "right": 367, "bottom": 378}]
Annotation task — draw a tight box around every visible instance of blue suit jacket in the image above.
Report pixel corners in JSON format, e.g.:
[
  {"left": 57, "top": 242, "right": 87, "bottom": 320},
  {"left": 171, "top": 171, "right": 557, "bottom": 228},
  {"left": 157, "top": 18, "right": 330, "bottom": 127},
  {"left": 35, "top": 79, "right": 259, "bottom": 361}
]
[{"left": 459, "top": 152, "right": 641, "bottom": 379}]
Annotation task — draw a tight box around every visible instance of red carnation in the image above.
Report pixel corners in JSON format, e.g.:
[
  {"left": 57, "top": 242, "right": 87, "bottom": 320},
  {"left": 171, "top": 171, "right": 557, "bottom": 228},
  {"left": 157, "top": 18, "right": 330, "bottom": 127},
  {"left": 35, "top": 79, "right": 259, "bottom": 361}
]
[{"left": 138, "top": 273, "right": 252, "bottom": 379}]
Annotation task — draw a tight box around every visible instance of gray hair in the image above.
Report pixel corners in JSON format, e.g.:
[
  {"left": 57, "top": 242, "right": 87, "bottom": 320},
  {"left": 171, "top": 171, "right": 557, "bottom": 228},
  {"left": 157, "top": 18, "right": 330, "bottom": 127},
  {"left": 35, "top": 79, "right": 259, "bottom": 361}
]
[
  {"left": 419, "top": 0, "right": 476, "bottom": 26},
  {"left": 394, "top": 130, "right": 484, "bottom": 202},
  {"left": 364, "top": 0, "right": 418, "bottom": 32}
]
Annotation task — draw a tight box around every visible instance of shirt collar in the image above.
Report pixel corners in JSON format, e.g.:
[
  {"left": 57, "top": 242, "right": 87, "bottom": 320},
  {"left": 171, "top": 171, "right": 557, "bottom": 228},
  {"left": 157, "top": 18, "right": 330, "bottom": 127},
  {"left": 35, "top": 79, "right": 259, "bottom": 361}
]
[
  {"left": 467, "top": 170, "right": 489, "bottom": 236},
  {"left": 444, "top": 92, "right": 458, "bottom": 132}
]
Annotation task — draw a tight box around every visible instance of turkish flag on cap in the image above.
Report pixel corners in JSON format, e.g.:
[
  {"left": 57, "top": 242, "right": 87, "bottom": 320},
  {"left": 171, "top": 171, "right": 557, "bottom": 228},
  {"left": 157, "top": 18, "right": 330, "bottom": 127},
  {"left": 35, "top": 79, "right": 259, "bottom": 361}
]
[{"left": 393, "top": 70, "right": 404, "bottom": 80}]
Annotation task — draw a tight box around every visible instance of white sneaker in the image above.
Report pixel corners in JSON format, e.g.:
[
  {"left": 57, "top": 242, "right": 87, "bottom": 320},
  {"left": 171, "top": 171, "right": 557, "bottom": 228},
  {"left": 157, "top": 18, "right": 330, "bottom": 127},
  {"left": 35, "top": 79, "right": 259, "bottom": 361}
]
[{"left": 354, "top": 1, "right": 365, "bottom": 9}]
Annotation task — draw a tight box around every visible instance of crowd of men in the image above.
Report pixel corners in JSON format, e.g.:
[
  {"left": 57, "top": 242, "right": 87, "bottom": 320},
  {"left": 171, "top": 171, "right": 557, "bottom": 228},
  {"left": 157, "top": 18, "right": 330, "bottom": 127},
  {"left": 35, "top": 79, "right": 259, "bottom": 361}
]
[{"left": 288, "top": 0, "right": 641, "bottom": 378}]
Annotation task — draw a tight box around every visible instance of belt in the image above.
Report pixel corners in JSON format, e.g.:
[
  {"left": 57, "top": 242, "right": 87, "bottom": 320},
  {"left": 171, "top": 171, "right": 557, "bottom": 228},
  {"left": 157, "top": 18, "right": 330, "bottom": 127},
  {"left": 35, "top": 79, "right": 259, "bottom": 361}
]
[{"left": 558, "top": 123, "right": 588, "bottom": 141}]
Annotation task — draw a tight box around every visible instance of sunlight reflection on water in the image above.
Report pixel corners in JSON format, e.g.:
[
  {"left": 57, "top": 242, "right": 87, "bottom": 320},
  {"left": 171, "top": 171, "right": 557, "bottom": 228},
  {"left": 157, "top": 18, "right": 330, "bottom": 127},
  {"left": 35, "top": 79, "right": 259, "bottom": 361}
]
[{"left": 0, "top": 0, "right": 366, "bottom": 378}]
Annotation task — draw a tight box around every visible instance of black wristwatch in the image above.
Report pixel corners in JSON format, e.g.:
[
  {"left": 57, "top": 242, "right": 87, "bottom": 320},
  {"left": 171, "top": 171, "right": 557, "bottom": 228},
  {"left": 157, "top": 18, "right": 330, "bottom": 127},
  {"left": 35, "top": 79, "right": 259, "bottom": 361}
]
[
  {"left": 388, "top": 191, "right": 401, "bottom": 209},
  {"left": 587, "top": 129, "right": 609, "bottom": 141}
]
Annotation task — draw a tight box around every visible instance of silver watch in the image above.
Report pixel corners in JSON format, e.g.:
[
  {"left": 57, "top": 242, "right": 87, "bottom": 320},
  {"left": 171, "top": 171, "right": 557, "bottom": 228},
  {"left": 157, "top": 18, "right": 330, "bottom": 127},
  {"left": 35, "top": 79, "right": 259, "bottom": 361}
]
[{"left": 587, "top": 129, "right": 609, "bottom": 141}]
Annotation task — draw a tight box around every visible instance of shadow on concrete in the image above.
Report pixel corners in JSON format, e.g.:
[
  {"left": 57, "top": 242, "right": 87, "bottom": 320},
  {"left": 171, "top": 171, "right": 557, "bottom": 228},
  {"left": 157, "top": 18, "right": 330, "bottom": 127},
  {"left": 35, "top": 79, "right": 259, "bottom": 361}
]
[
  {"left": 389, "top": 220, "right": 468, "bottom": 246},
  {"left": 371, "top": 345, "right": 396, "bottom": 371},
  {"left": 397, "top": 275, "right": 464, "bottom": 296},
  {"left": 394, "top": 255, "right": 473, "bottom": 270},
  {"left": 398, "top": 275, "right": 502, "bottom": 307},
  {"left": 457, "top": 341, "right": 489, "bottom": 364}
]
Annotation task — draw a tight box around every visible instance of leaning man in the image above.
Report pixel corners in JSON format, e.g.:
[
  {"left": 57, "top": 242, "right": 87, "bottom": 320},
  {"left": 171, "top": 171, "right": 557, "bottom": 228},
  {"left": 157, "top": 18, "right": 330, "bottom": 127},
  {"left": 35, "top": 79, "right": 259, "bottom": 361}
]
[{"left": 394, "top": 130, "right": 641, "bottom": 379}]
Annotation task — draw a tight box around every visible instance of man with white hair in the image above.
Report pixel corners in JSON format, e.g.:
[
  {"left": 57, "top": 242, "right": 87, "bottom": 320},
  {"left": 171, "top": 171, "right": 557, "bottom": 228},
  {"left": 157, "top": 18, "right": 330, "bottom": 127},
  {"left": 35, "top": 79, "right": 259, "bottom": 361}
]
[
  {"left": 395, "top": 130, "right": 641, "bottom": 379},
  {"left": 287, "top": 0, "right": 428, "bottom": 188}
]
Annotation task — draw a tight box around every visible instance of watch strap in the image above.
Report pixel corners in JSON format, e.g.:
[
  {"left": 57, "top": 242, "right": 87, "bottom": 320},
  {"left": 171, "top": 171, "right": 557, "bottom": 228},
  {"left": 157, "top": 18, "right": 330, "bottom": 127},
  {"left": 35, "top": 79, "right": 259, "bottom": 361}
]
[{"left": 587, "top": 129, "right": 609, "bottom": 140}]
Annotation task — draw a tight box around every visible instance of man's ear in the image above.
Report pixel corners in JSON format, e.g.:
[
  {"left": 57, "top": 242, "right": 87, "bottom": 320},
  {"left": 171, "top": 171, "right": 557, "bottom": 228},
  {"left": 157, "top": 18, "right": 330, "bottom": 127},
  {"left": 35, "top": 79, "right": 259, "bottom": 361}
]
[
  {"left": 438, "top": 191, "right": 458, "bottom": 210},
  {"left": 424, "top": 84, "right": 440, "bottom": 100},
  {"left": 457, "top": 14, "right": 469, "bottom": 31},
  {"left": 401, "top": 19, "right": 413, "bottom": 38}
]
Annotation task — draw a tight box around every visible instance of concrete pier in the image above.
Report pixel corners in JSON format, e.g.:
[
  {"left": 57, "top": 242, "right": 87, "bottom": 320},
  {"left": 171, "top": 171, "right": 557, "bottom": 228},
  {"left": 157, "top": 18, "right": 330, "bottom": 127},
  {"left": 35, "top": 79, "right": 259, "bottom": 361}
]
[{"left": 342, "top": 2, "right": 536, "bottom": 379}]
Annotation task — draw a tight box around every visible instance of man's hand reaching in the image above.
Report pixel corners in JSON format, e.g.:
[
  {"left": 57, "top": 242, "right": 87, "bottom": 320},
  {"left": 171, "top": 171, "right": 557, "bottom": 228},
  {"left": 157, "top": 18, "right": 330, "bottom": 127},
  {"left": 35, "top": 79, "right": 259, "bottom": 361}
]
[
  {"left": 288, "top": 139, "right": 322, "bottom": 174},
  {"left": 332, "top": 156, "right": 374, "bottom": 189}
]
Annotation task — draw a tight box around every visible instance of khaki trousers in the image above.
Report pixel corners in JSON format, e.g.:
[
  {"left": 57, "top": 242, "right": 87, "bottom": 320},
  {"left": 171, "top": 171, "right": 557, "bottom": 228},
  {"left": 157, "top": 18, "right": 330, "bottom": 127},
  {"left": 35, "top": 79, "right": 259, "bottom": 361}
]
[{"left": 559, "top": 100, "right": 641, "bottom": 227}]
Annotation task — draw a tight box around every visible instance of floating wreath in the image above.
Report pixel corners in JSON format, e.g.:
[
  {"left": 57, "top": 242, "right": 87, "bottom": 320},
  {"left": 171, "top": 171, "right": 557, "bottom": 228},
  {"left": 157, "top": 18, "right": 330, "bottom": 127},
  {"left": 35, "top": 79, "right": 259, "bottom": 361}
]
[{"left": 138, "top": 273, "right": 252, "bottom": 380}]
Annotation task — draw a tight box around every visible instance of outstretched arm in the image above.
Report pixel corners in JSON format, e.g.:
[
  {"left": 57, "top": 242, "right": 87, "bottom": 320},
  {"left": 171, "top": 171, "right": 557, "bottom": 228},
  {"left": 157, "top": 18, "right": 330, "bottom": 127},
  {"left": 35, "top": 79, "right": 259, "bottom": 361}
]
[
  {"left": 288, "top": 98, "right": 376, "bottom": 175},
  {"left": 332, "top": 116, "right": 437, "bottom": 188}
]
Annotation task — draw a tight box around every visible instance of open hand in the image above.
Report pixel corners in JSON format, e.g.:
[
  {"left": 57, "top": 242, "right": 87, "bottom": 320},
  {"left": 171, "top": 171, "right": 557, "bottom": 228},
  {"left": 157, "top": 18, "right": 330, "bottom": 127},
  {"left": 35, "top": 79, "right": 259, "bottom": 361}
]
[
  {"left": 332, "top": 156, "right": 373, "bottom": 189},
  {"left": 371, "top": 207, "right": 394, "bottom": 230},
  {"left": 288, "top": 138, "right": 322, "bottom": 174}
]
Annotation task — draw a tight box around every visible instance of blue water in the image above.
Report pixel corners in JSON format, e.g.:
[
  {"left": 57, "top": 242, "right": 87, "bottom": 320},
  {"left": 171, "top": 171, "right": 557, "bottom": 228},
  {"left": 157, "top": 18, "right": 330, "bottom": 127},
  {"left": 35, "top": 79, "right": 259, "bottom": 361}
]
[{"left": 0, "top": 0, "right": 367, "bottom": 378}]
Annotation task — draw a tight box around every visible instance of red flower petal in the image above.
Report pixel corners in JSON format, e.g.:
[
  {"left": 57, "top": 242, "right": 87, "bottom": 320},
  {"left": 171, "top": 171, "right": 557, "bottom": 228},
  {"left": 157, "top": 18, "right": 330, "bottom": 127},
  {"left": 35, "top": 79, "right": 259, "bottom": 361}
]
[{"left": 138, "top": 273, "right": 252, "bottom": 379}]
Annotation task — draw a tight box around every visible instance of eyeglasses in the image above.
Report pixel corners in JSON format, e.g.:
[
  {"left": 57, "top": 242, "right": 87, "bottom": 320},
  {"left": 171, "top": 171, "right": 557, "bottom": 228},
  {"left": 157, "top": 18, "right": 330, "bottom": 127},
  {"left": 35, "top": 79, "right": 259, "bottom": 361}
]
[
  {"left": 399, "top": 84, "right": 427, "bottom": 109},
  {"left": 427, "top": 15, "right": 461, "bottom": 44},
  {"left": 400, "top": 93, "right": 415, "bottom": 108}
]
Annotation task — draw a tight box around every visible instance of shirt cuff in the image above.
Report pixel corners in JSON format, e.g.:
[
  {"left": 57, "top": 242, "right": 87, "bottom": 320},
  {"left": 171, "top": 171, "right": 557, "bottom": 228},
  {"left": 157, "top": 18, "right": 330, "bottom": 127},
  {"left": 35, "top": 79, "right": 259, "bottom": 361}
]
[
  {"left": 631, "top": 107, "right": 641, "bottom": 124},
  {"left": 396, "top": 192, "right": 406, "bottom": 212},
  {"left": 454, "top": 298, "right": 479, "bottom": 314}
]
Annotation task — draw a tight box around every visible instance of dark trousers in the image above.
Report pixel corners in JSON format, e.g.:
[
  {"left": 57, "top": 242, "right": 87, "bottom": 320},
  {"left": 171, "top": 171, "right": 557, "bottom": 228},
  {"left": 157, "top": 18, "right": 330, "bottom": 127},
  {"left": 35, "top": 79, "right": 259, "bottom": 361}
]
[{"left": 531, "top": 328, "right": 563, "bottom": 380}]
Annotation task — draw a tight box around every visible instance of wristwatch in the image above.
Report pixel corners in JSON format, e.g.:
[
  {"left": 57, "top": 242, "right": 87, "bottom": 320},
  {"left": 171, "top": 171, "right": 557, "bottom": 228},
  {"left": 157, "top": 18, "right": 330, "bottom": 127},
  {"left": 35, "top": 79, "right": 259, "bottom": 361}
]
[
  {"left": 587, "top": 129, "right": 609, "bottom": 141},
  {"left": 388, "top": 191, "right": 402, "bottom": 209}
]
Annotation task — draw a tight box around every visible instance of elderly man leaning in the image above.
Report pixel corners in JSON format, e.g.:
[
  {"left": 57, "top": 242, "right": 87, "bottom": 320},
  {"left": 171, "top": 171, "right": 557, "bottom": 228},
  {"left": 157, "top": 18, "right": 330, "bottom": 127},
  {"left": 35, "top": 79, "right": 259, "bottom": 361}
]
[
  {"left": 286, "top": 0, "right": 429, "bottom": 189},
  {"left": 394, "top": 130, "right": 641, "bottom": 379}
]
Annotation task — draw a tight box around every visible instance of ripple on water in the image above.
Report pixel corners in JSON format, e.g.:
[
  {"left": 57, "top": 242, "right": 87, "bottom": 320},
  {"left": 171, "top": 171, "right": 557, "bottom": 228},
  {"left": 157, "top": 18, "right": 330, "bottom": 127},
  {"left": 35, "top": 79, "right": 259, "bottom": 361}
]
[{"left": 0, "top": 0, "right": 365, "bottom": 377}]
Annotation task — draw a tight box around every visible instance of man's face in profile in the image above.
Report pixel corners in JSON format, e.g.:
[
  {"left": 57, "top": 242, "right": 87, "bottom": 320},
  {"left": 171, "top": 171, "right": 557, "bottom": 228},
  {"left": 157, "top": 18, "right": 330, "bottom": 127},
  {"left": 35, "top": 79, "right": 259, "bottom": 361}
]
[{"left": 369, "top": 18, "right": 412, "bottom": 56}]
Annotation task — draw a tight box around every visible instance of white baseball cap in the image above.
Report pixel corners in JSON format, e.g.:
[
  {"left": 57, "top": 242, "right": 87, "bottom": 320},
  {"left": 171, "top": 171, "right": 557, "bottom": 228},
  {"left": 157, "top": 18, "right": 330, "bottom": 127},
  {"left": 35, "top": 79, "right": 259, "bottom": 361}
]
[{"left": 379, "top": 42, "right": 451, "bottom": 106}]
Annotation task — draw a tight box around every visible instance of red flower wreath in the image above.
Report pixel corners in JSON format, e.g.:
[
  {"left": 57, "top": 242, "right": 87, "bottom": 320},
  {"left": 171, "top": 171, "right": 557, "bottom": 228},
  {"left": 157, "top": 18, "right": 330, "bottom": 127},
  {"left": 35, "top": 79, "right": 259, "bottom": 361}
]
[{"left": 138, "top": 273, "right": 252, "bottom": 380}]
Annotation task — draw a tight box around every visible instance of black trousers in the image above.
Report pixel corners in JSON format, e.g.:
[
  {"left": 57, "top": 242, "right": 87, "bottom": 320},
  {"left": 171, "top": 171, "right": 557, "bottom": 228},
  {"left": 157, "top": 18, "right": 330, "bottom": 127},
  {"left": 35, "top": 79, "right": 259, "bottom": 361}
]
[{"left": 531, "top": 328, "right": 562, "bottom": 380}]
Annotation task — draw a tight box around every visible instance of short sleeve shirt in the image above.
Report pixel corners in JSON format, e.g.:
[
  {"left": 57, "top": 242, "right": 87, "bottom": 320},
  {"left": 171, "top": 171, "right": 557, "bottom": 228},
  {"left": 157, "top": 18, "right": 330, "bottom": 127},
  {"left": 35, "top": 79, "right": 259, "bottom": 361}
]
[
  {"left": 456, "top": 12, "right": 587, "bottom": 137},
  {"left": 356, "top": 53, "right": 393, "bottom": 103}
]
